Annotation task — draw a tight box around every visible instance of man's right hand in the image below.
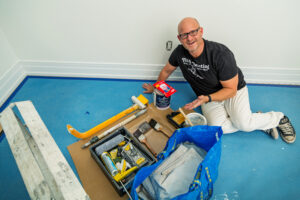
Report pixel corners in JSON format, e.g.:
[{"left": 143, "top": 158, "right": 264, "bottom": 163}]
[
  {"left": 142, "top": 62, "right": 176, "bottom": 94},
  {"left": 142, "top": 83, "right": 154, "bottom": 93}
]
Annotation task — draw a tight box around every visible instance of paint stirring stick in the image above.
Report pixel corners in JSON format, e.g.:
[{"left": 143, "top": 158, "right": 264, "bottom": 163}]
[
  {"left": 149, "top": 119, "right": 170, "bottom": 138},
  {"left": 179, "top": 108, "right": 193, "bottom": 126}
]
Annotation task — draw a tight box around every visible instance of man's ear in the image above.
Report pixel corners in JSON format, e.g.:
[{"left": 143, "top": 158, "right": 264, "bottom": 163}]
[
  {"left": 177, "top": 35, "right": 181, "bottom": 41},
  {"left": 199, "top": 27, "right": 203, "bottom": 36}
]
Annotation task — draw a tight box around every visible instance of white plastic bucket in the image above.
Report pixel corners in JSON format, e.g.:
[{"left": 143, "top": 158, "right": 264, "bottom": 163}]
[{"left": 185, "top": 112, "right": 207, "bottom": 126}]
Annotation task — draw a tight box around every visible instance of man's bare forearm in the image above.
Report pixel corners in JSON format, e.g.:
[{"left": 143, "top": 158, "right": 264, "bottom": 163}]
[
  {"left": 142, "top": 62, "right": 177, "bottom": 94},
  {"left": 157, "top": 69, "right": 171, "bottom": 81},
  {"left": 157, "top": 62, "right": 177, "bottom": 81},
  {"left": 210, "top": 87, "right": 237, "bottom": 102},
  {"left": 210, "top": 74, "right": 239, "bottom": 101}
]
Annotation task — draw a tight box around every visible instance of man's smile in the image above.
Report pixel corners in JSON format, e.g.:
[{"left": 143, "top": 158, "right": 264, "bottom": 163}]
[{"left": 187, "top": 40, "right": 196, "bottom": 46}]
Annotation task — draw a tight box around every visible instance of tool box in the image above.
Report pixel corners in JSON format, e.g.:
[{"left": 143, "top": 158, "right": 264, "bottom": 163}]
[{"left": 90, "top": 127, "right": 156, "bottom": 196}]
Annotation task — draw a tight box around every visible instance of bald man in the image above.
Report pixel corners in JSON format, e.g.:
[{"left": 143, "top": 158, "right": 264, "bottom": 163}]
[{"left": 143, "top": 17, "right": 296, "bottom": 143}]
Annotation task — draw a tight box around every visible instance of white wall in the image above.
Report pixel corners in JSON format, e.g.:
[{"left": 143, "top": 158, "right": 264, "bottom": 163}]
[
  {"left": 0, "top": 0, "right": 299, "bottom": 94},
  {"left": 0, "top": 0, "right": 299, "bottom": 67},
  {"left": 0, "top": 28, "right": 18, "bottom": 77},
  {"left": 0, "top": 0, "right": 178, "bottom": 64},
  {"left": 0, "top": 27, "right": 24, "bottom": 107}
]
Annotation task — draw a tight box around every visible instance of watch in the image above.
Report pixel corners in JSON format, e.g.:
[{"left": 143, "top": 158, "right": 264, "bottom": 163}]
[{"left": 207, "top": 95, "right": 212, "bottom": 102}]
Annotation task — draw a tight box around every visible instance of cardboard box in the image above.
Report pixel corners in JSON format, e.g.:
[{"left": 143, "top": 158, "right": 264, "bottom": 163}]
[{"left": 67, "top": 103, "right": 192, "bottom": 199}]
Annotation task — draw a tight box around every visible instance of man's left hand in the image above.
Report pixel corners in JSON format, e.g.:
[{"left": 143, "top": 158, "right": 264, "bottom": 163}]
[{"left": 184, "top": 95, "right": 208, "bottom": 110}]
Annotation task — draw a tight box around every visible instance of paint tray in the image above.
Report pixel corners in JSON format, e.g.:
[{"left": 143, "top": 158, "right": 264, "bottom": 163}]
[
  {"left": 167, "top": 111, "right": 185, "bottom": 128},
  {"left": 90, "top": 127, "right": 156, "bottom": 196}
]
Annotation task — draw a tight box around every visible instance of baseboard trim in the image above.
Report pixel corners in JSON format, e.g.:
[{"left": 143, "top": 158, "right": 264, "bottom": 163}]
[
  {"left": 21, "top": 60, "right": 185, "bottom": 81},
  {"left": 241, "top": 66, "right": 300, "bottom": 85},
  {"left": 0, "top": 62, "right": 26, "bottom": 107},
  {"left": 21, "top": 60, "right": 300, "bottom": 85},
  {"left": 0, "top": 60, "right": 299, "bottom": 107}
]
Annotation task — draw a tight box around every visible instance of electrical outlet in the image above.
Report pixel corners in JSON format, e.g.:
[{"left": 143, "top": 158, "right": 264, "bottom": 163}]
[{"left": 166, "top": 41, "right": 172, "bottom": 51}]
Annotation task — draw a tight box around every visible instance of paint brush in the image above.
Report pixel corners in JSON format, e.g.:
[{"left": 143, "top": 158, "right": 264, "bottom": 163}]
[
  {"left": 149, "top": 118, "right": 170, "bottom": 138},
  {"left": 179, "top": 108, "right": 193, "bottom": 126},
  {"left": 133, "top": 122, "right": 157, "bottom": 157},
  {"left": 0, "top": 124, "right": 3, "bottom": 135},
  {"left": 0, "top": 124, "right": 3, "bottom": 138}
]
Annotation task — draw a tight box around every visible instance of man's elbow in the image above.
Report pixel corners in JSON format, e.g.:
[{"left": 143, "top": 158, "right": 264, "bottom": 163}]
[{"left": 230, "top": 88, "right": 238, "bottom": 98}]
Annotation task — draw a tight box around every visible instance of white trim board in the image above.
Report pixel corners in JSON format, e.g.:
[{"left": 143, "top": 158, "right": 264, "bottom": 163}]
[
  {"left": 0, "top": 62, "right": 26, "bottom": 107},
  {"left": 22, "top": 60, "right": 300, "bottom": 85},
  {"left": 0, "top": 60, "right": 299, "bottom": 107},
  {"left": 21, "top": 60, "right": 184, "bottom": 81},
  {"left": 241, "top": 67, "right": 300, "bottom": 85},
  {"left": 21, "top": 60, "right": 300, "bottom": 84}
]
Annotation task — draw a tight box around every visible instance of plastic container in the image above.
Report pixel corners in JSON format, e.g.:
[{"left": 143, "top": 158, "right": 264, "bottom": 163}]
[
  {"left": 153, "top": 89, "right": 171, "bottom": 110},
  {"left": 185, "top": 113, "right": 207, "bottom": 127}
]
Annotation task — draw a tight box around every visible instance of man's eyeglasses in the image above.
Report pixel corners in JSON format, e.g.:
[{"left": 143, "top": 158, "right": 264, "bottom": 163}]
[{"left": 178, "top": 27, "right": 200, "bottom": 40}]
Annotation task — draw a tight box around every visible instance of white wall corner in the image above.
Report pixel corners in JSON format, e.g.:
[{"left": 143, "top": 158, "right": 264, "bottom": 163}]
[{"left": 0, "top": 61, "right": 26, "bottom": 107}]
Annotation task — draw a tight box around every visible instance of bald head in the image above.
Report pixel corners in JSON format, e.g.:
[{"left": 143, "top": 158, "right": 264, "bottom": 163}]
[
  {"left": 177, "top": 17, "right": 204, "bottom": 57},
  {"left": 178, "top": 17, "right": 200, "bottom": 34}
]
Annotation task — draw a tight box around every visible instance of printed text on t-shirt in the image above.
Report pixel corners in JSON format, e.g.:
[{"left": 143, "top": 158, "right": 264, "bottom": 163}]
[{"left": 182, "top": 58, "right": 210, "bottom": 79}]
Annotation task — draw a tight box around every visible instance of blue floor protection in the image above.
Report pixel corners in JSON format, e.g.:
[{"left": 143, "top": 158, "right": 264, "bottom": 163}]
[{"left": 0, "top": 77, "right": 299, "bottom": 200}]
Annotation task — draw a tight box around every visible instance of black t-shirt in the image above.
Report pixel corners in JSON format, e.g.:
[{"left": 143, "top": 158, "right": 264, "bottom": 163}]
[{"left": 169, "top": 39, "right": 246, "bottom": 96}]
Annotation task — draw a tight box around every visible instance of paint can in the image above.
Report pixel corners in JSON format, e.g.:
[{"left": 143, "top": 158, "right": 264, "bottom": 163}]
[
  {"left": 101, "top": 152, "right": 118, "bottom": 176},
  {"left": 153, "top": 89, "right": 171, "bottom": 110}
]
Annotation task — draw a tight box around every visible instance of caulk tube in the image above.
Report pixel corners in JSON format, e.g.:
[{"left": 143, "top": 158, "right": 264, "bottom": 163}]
[{"left": 101, "top": 152, "right": 118, "bottom": 176}]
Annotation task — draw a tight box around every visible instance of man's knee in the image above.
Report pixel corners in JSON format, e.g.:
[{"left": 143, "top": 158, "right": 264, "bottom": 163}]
[
  {"left": 205, "top": 116, "right": 222, "bottom": 127},
  {"left": 233, "top": 120, "right": 253, "bottom": 132},
  {"left": 207, "top": 117, "right": 228, "bottom": 128}
]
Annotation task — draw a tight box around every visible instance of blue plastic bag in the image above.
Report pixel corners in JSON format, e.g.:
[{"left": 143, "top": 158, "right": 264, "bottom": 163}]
[{"left": 131, "top": 125, "right": 223, "bottom": 200}]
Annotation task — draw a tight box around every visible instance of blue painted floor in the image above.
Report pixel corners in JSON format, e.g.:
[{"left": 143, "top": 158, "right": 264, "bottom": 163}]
[{"left": 0, "top": 77, "right": 299, "bottom": 200}]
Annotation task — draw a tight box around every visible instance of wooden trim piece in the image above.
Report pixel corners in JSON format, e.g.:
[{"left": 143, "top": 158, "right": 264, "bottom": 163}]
[
  {"left": 0, "top": 101, "right": 90, "bottom": 200},
  {"left": 0, "top": 106, "right": 53, "bottom": 199},
  {"left": 15, "top": 101, "right": 90, "bottom": 200}
]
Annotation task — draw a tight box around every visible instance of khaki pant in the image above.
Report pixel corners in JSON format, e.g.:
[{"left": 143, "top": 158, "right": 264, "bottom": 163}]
[{"left": 201, "top": 86, "right": 283, "bottom": 134}]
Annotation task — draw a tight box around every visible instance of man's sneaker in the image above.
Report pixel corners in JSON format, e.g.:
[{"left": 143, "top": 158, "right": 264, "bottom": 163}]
[
  {"left": 263, "top": 127, "right": 279, "bottom": 140},
  {"left": 257, "top": 111, "right": 279, "bottom": 139},
  {"left": 278, "top": 116, "right": 296, "bottom": 144}
]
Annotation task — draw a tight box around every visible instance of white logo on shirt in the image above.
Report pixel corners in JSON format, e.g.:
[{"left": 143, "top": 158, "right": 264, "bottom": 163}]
[{"left": 182, "top": 58, "right": 210, "bottom": 79}]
